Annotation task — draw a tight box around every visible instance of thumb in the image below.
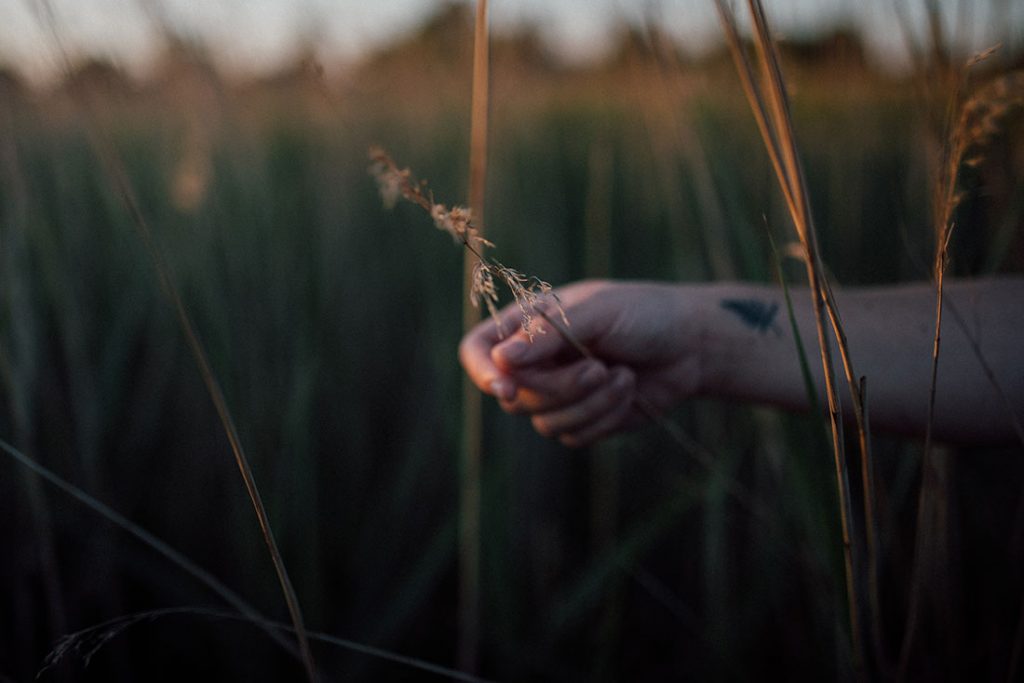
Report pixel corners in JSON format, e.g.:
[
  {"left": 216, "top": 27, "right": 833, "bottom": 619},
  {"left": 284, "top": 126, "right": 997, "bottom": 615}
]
[{"left": 492, "top": 305, "right": 593, "bottom": 370}]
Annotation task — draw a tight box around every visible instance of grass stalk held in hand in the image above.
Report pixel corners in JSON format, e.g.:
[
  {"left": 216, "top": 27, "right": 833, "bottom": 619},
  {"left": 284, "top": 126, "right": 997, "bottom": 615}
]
[
  {"left": 370, "top": 148, "right": 768, "bottom": 519},
  {"left": 370, "top": 147, "right": 567, "bottom": 339}
]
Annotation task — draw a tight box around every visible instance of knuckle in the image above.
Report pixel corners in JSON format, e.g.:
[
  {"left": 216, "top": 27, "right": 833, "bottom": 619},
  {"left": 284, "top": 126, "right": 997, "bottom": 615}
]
[{"left": 576, "top": 360, "right": 608, "bottom": 391}]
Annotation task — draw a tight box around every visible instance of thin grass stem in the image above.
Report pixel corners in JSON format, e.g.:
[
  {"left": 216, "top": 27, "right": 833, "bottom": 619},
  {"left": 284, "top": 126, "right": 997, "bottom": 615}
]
[
  {"left": 897, "top": 29, "right": 999, "bottom": 676},
  {"left": 372, "top": 147, "right": 773, "bottom": 529},
  {"left": 457, "top": 1, "right": 489, "bottom": 674},
  {"left": 3, "top": 438, "right": 498, "bottom": 682},
  {"left": 715, "top": 0, "right": 878, "bottom": 672},
  {"left": 0, "top": 437, "right": 297, "bottom": 658},
  {"left": 27, "top": 2, "right": 317, "bottom": 679},
  {"left": 0, "top": 101, "right": 70, "bottom": 647},
  {"left": 41, "top": 606, "right": 497, "bottom": 683},
  {"left": 533, "top": 308, "right": 769, "bottom": 521}
]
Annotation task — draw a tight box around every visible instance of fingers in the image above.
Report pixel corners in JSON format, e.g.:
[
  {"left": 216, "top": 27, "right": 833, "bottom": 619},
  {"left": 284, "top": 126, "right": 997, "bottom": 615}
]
[
  {"left": 490, "top": 320, "right": 581, "bottom": 372},
  {"left": 463, "top": 316, "right": 637, "bottom": 446},
  {"left": 497, "top": 357, "right": 609, "bottom": 414},
  {"left": 461, "top": 297, "right": 591, "bottom": 401},
  {"left": 460, "top": 280, "right": 640, "bottom": 446},
  {"left": 489, "top": 284, "right": 615, "bottom": 371},
  {"left": 529, "top": 366, "right": 636, "bottom": 448},
  {"left": 459, "top": 313, "right": 522, "bottom": 401}
]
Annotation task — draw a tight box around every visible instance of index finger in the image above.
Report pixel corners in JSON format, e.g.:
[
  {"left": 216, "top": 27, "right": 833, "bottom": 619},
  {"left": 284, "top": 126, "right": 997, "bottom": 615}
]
[{"left": 458, "top": 309, "right": 521, "bottom": 401}]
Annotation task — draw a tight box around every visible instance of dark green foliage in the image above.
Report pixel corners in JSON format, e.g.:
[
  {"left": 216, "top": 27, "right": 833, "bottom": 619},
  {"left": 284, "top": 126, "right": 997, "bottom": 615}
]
[{"left": 0, "top": 69, "right": 1021, "bottom": 682}]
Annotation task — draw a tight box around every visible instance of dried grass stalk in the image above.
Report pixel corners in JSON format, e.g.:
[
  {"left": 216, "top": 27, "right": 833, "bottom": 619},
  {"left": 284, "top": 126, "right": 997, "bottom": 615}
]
[
  {"left": 459, "top": 0, "right": 489, "bottom": 674},
  {"left": 900, "top": 39, "right": 1024, "bottom": 677},
  {"left": 28, "top": 2, "right": 317, "bottom": 679},
  {"left": 370, "top": 147, "right": 772, "bottom": 520},
  {"left": 369, "top": 147, "right": 567, "bottom": 340},
  {"left": 713, "top": 0, "right": 875, "bottom": 672}
]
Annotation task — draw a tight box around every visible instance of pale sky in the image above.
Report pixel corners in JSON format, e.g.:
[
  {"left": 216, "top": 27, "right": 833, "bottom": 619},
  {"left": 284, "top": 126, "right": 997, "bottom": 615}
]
[{"left": 2, "top": 0, "right": 1022, "bottom": 83}]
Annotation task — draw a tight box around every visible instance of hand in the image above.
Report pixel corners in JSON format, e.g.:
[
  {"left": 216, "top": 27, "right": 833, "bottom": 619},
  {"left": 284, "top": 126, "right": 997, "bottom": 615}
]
[{"left": 459, "top": 280, "right": 705, "bottom": 447}]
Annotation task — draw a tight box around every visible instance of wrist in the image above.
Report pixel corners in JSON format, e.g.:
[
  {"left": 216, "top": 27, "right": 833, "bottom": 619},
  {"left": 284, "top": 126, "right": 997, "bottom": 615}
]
[
  {"left": 691, "top": 283, "right": 727, "bottom": 399},
  {"left": 693, "top": 282, "right": 795, "bottom": 404}
]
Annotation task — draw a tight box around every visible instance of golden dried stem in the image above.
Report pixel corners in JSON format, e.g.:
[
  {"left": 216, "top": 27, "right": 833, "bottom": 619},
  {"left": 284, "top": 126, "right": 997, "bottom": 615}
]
[
  {"left": 458, "top": 0, "right": 489, "bottom": 674},
  {"left": 715, "top": 0, "right": 876, "bottom": 673}
]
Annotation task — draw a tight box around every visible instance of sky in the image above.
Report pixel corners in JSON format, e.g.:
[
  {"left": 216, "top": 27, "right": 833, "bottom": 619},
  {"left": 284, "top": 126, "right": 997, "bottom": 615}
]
[{"left": 2, "top": 0, "right": 1022, "bottom": 83}]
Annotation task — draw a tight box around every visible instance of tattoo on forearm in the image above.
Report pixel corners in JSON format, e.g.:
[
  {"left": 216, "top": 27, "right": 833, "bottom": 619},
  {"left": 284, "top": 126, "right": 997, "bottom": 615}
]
[{"left": 721, "top": 299, "right": 781, "bottom": 336}]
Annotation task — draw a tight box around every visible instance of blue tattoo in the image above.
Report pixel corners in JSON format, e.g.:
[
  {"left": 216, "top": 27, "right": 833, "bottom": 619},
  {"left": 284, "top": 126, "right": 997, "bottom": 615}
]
[{"left": 720, "top": 299, "right": 781, "bottom": 336}]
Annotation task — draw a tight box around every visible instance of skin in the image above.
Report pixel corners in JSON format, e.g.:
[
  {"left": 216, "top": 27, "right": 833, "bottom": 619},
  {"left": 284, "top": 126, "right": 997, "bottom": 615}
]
[{"left": 459, "top": 277, "right": 1024, "bottom": 448}]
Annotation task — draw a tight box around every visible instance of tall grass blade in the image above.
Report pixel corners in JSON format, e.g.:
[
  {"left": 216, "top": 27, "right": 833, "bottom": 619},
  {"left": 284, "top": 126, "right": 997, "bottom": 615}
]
[
  {"left": 533, "top": 309, "right": 769, "bottom": 520},
  {"left": 897, "top": 30, "right": 1003, "bottom": 679},
  {"left": 0, "top": 102, "right": 70, "bottom": 647},
  {"left": 27, "top": 1, "right": 317, "bottom": 679},
  {"left": 0, "top": 436, "right": 296, "bottom": 657},
  {"left": 583, "top": 139, "right": 623, "bottom": 680},
  {"left": 714, "top": 0, "right": 876, "bottom": 671},
  {"left": 42, "top": 606, "right": 497, "bottom": 683},
  {"left": 458, "top": 0, "right": 489, "bottom": 674},
  {"left": 2, "top": 439, "right": 496, "bottom": 681},
  {"left": 765, "top": 226, "right": 821, "bottom": 420}
]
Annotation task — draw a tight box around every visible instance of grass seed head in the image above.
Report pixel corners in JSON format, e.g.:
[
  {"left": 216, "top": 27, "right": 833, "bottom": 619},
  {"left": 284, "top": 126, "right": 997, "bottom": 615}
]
[
  {"left": 370, "top": 146, "right": 566, "bottom": 339},
  {"left": 369, "top": 148, "right": 410, "bottom": 210}
]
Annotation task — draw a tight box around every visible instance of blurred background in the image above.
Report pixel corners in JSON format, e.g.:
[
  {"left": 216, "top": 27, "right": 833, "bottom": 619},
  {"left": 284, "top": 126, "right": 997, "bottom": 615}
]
[{"left": 1, "top": 0, "right": 1023, "bottom": 680}]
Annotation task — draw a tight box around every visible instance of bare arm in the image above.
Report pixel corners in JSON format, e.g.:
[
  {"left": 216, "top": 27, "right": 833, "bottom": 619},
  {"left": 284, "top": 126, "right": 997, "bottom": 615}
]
[
  {"left": 701, "top": 278, "right": 1024, "bottom": 444},
  {"left": 459, "top": 278, "right": 1024, "bottom": 447}
]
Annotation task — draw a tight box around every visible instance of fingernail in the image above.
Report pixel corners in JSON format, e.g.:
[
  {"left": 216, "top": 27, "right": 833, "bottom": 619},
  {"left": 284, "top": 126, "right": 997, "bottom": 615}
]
[
  {"left": 495, "top": 339, "right": 528, "bottom": 364},
  {"left": 490, "top": 377, "right": 516, "bottom": 400},
  {"left": 579, "top": 362, "right": 607, "bottom": 389}
]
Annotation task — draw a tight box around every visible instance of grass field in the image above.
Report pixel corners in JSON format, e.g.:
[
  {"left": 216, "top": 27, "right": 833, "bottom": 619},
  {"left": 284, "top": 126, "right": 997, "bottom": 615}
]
[{"left": 1, "top": 4, "right": 1023, "bottom": 681}]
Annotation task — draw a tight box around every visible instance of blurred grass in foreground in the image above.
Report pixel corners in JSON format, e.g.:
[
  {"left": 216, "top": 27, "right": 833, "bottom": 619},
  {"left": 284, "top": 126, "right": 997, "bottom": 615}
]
[{"left": 1, "top": 6, "right": 1023, "bottom": 681}]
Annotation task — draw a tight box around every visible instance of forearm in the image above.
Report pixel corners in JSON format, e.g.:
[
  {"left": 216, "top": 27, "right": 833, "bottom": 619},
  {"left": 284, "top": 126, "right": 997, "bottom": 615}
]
[{"left": 696, "top": 278, "right": 1024, "bottom": 445}]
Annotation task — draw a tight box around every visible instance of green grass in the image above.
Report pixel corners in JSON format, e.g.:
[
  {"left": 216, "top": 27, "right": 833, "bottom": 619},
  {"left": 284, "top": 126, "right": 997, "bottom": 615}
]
[{"left": 1, "top": 38, "right": 1022, "bottom": 681}]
